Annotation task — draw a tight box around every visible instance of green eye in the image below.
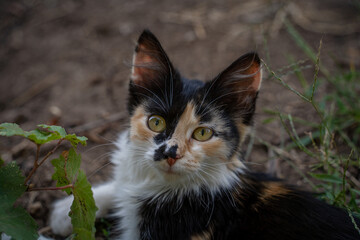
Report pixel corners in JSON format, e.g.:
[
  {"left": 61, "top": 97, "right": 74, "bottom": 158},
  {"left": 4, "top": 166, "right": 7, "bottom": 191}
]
[
  {"left": 193, "top": 127, "right": 213, "bottom": 141},
  {"left": 148, "top": 115, "right": 166, "bottom": 132}
]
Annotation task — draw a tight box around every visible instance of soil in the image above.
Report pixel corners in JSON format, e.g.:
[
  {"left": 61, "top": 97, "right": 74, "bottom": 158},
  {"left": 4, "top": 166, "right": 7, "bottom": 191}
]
[{"left": 0, "top": 0, "right": 359, "bottom": 238}]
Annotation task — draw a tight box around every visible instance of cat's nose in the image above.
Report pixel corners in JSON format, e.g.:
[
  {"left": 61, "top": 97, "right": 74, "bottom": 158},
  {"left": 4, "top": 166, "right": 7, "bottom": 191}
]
[
  {"left": 166, "top": 154, "right": 183, "bottom": 167},
  {"left": 163, "top": 145, "right": 182, "bottom": 166}
]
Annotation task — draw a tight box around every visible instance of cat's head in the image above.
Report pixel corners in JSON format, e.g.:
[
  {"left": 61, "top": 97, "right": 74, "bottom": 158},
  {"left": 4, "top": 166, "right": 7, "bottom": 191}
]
[{"left": 127, "top": 30, "right": 261, "bottom": 188}]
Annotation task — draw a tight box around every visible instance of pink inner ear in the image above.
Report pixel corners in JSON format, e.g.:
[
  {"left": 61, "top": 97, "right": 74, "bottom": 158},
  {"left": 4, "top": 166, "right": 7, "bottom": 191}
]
[
  {"left": 131, "top": 44, "right": 155, "bottom": 83},
  {"left": 249, "top": 64, "right": 262, "bottom": 91}
]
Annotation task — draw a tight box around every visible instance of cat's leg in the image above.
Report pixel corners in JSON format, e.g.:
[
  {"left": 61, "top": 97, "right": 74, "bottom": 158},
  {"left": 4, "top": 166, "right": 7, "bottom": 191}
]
[{"left": 50, "top": 181, "right": 116, "bottom": 236}]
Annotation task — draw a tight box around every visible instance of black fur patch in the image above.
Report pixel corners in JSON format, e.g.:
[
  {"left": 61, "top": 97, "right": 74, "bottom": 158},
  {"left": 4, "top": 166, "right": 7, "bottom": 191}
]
[
  {"left": 154, "top": 144, "right": 166, "bottom": 161},
  {"left": 164, "top": 145, "right": 178, "bottom": 159},
  {"left": 137, "top": 173, "right": 360, "bottom": 240}
]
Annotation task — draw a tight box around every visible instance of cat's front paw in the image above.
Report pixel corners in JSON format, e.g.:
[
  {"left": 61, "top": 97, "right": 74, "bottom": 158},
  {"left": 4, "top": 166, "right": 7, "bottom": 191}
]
[{"left": 49, "top": 195, "right": 73, "bottom": 237}]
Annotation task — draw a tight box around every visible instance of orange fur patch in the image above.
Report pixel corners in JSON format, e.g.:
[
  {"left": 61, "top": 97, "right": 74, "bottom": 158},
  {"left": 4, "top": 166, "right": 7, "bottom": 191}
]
[
  {"left": 169, "top": 103, "right": 198, "bottom": 156},
  {"left": 130, "top": 106, "right": 153, "bottom": 141},
  {"left": 201, "top": 139, "right": 226, "bottom": 160},
  {"left": 236, "top": 121, "right": 250, "bottom": 144},
  {"left": 261, "top": 183, "right": 290, "bottom": 201},
  {"left": 250, "top": 182, "right": 291, "bottom": 211}
]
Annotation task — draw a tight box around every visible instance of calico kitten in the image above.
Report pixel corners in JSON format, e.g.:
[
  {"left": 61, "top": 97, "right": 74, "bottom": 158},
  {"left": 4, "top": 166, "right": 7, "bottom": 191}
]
[{"left": 50, "top": 30, "right": 360, "bottom": 240}]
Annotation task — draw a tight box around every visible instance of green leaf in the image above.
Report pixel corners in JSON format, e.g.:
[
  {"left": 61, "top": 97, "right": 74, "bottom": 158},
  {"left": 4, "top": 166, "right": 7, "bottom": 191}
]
[
  {"left": 51, "top": 149, "right": 97, "bottom": 239},
  {"left": 27, "top": 129, "right": 62, "bottom": 144},
  {"left": 65, "top": 134, "right": 88, "bottom": 147},
  {"left": 70, "top": 170, "right": 97, "bottom": 240},
  {"left": 0, "top": 123, "right": 27, "bottom": 137},
  {"left": 0, "top": 206, "right": 38, "bottom": 240},
  {"left": 310, "top": 173, "right": 343, "bottom": 184},
  {"left": 0, "top": 162, "right": 38, "bottom": 240},
  {"left": 38, "top": 124, "right": 67, "bottom": 138},
  {"left": 0, "top": 123, "right": 61, "bottom": 144},
  {"left": 0, "top": 157, "right": 4, "bottom": 167},
  {"left": 51, "top": 151, "right": 72, "bottom": 195},
  {"left": 51, "top": 148, "right": 81, "bottom": 187},
  {"left": 0, "top": 162, "right": 27, "bottom": 204},
  {"left": 0, "top": 122, "right": 87, "bottom": 147},
  {"left": 66, "top": 148, "right": 81, "bottom": 183}
]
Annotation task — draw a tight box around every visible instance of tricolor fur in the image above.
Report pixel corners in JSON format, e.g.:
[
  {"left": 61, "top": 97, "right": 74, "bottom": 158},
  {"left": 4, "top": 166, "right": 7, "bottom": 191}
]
[{"left": 50, "top": 30, "right": 360, "bottom": 240}]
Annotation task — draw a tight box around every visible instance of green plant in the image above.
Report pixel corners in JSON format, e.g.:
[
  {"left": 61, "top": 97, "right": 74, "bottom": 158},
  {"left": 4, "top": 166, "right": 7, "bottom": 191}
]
[
  {"left": 260, "top": 20, "right": 360, "bottom": 233},
  {"left": 0, "top": 123, "right": 98, "bottom": 240}
]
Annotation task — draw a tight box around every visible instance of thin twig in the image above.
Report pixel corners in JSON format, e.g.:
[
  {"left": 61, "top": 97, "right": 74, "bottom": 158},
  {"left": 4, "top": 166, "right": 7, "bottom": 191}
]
[
  {"left": 38, "top": 139, "right": 64, "bottom": 166},
  {"left": 24, "top": 139, "right": 64, "bottom": 184},
  {"left": 262, "top": 60, "right": 311, "bottom": 103}
]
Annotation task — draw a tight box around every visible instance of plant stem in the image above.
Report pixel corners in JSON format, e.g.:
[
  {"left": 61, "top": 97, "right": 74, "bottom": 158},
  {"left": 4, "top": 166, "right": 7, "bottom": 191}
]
[
  {"left": 310, "top": 38, "right": 322, "bottom": 102},
  {"left": 24, "top": 139, "right": 64, "bottom": 185},
  {"left": 262, "top": 60, "right": 311, "bottom": 103},
  {"left": 24, "top": 144, "right": 41, "bottom": 185}
]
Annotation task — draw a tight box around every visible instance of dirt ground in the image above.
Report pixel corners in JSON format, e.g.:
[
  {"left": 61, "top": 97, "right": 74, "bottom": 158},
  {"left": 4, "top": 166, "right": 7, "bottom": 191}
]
[{"left": 0, "top": 0, "right": 359, "bottom": 237}]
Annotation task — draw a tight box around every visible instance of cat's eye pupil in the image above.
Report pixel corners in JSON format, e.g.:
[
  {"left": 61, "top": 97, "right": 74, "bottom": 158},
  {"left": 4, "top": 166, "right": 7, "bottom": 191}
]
[
  {"left": 148, "top": 115, "right": 166, "bottom": 133},
  {"left": 193, "top": 127, "right": 213, "bottom": 142}
]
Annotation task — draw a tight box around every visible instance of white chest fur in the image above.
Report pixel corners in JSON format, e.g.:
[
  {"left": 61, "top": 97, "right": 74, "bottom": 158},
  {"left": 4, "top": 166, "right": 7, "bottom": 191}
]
[{"left": 50, "top": 131, "right": 243, "bottom": 239}]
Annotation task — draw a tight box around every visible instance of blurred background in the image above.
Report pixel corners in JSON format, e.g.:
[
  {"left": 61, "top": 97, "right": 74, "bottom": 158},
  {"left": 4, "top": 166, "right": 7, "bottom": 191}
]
[{"left": 0, "top": 0, "right": 359, "bottom": 237}]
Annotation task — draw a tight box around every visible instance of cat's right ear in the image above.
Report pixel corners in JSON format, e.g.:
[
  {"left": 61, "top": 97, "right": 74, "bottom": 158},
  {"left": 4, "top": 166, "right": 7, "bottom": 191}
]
[
  {"left": 204, "top": 52, "right": 262, "bottom": 124},
  {"left": 128, "top": 30, "right": 177, "bottom": 114},
  {"left": 130, "top": 30, "right": 174, "bottom": 87}
]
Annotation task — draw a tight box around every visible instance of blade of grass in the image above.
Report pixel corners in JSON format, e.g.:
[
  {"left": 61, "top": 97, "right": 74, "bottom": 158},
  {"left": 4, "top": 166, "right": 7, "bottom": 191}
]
[
  {"left": 284, "top": 19, "right": 330, "bottom": 78},
  {"left": 286, "top": 55, "right": 309, "bottom": 91},
  {"left": 262, "top": 60, "right": 311, "bottom": 103},
  {"left": 278, "top": 113, "right": 316, "bottom": 157}
]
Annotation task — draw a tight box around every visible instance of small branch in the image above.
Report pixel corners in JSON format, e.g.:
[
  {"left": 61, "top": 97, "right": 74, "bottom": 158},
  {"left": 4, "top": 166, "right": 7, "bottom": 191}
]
[
  {"left": 35, "top": 144, "right": 40, "bottom": 163},
  {"left": 24, "top": 139, "right": 64, "bottom": 184},
  {"left": 27, "top": 184, "right": 74, "bottom": 192},
  {"left": 38, "top": 139, "right": 64, "bottom": 166},
  {"left": 24, "top": 144, "right": 41, "bottom": 185}
]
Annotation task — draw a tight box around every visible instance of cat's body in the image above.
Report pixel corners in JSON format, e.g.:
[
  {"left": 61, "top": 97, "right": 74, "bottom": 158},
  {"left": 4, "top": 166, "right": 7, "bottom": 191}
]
[{"left": 50, "top": 30, "right": 360, "bottom": 240}]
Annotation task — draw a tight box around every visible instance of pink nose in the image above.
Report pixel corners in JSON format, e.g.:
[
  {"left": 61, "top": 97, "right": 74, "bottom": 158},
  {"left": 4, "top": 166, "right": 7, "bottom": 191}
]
[
  {"left": 167, "top": 158, "right": 176, "bottom": 167},
  {"left": 166, "top": 155, "right": 182, "bottom": 167}
]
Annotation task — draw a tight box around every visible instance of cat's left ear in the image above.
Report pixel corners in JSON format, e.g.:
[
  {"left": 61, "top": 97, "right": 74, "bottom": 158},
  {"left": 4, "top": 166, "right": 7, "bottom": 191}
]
[
  {"left": 130, "top": 30, "right": 175, "bottom": 86},
  {"left": 128, "top": 30, "right": 178, "bottom": 114},
  {"left": 206, "top": 52, "right": 262, "bottom": 124}
]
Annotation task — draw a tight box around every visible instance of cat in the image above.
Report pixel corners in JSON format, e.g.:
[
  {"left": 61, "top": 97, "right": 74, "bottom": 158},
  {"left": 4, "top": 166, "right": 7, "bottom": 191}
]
[{"left": 50, "top": 30, "right": 360, "bottom": 240}]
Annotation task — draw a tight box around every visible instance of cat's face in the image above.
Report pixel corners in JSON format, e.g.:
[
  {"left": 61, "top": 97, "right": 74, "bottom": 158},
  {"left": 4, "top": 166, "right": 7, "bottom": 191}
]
[{"left": 127, "top": 30, "right": 261, "bottom": 185}]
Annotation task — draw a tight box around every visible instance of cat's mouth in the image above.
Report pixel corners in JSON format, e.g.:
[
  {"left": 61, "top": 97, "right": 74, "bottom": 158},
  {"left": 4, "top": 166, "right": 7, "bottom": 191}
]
[
  {"left": 156, "top": 163, "right": 182, "bottom": 176},
  {"left": 161, "top": 167, "right": 180, "bottom": 175}
]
